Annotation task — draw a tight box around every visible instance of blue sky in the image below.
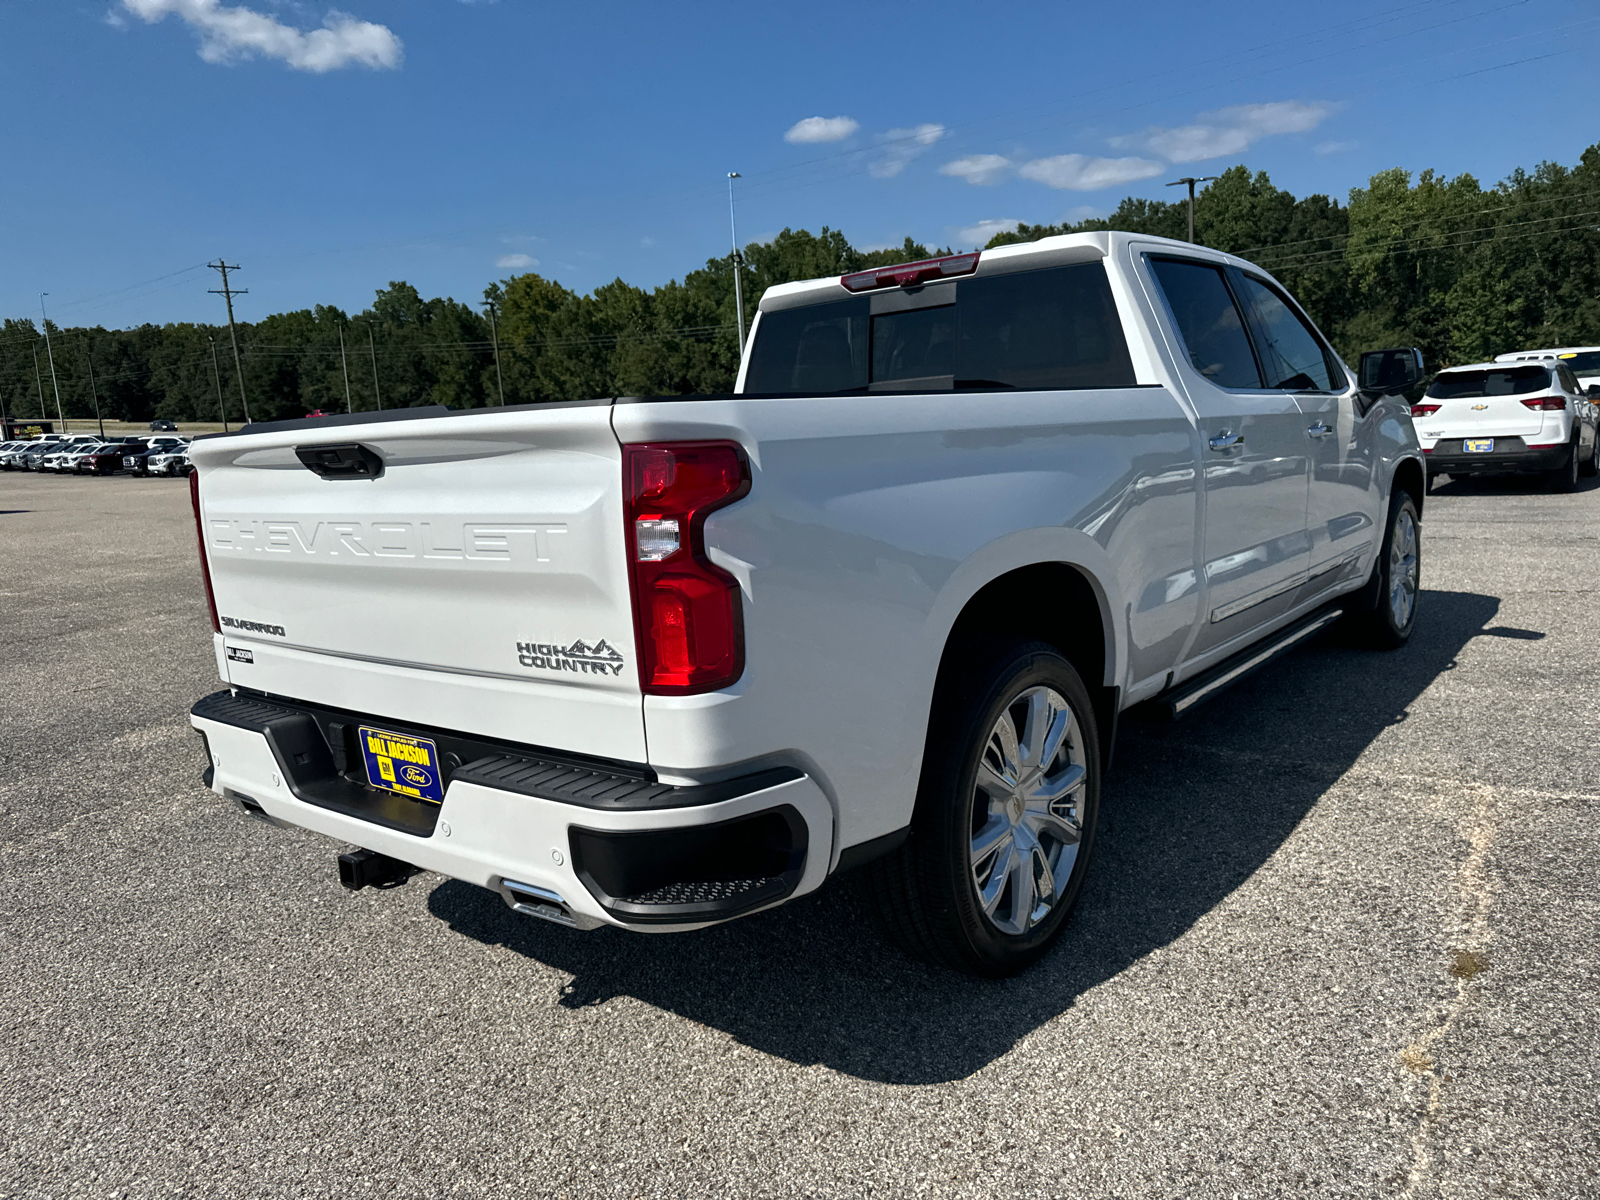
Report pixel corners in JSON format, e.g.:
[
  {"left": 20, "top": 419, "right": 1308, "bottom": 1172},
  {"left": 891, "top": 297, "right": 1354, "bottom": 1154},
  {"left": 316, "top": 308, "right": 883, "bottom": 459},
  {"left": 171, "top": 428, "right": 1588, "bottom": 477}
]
[{"left": 2, "top": 0, "right": 1596, "bottom": 330}]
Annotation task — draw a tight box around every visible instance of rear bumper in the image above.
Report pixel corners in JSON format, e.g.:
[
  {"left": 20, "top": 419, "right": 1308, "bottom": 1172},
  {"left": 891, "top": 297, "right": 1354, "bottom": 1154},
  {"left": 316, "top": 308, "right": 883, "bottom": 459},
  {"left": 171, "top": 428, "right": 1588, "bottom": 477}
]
[
  {"left": 1426, "top": 440, "right": 1569, "bottom": 475},
  {"left": 189, "top": 689, "right": 832, "bottom": 931}
]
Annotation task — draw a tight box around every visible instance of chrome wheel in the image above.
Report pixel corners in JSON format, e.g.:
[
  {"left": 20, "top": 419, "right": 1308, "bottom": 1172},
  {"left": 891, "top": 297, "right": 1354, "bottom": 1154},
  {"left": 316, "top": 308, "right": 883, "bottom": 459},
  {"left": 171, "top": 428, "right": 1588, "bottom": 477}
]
[
  {"left": 970, "top": 686, "right": 1087, "bottom": 936},
  {"left": 1389, "top": 507, "right": 1418, "bottom": 630}
]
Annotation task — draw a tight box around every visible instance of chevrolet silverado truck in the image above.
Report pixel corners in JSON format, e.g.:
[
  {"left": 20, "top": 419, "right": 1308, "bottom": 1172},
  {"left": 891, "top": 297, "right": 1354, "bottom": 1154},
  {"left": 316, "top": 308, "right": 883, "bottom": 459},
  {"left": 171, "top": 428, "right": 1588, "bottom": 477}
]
[{"left": 187, "top": 231, "right": 1426, "bottom": 976}]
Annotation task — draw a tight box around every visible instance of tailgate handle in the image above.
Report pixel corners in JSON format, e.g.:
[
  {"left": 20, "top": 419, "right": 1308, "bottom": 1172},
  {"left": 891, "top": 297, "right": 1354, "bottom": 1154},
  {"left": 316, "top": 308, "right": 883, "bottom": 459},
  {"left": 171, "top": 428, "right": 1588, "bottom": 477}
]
[{"left": 294, "top": 443, "right": 384, "bottom": 480}]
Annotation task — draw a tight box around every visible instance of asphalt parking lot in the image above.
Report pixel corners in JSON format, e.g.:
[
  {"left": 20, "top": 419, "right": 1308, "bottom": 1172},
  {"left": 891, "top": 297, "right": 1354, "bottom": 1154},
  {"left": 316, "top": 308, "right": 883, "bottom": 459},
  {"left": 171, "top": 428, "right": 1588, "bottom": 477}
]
[{"left": 1, "top": 470, "right": 1597, "bottom": 1200}]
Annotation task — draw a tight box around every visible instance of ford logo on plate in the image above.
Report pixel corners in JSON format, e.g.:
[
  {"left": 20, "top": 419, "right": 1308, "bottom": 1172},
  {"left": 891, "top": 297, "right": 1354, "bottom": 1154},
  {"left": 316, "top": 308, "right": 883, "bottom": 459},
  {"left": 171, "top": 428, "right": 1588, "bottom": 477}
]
[{"left": 400, "top": 765, "right": 432, "bottom": 788}]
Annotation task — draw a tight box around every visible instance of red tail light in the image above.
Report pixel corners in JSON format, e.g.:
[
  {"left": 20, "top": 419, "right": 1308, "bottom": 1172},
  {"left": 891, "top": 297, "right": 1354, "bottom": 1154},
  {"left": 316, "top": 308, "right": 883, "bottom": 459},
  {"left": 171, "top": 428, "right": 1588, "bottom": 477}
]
[
  {"left": 1520, "top": 395, "right": 1566, "bottom": 411},
  {"left": 1410, "top": 404, "right": 1440, "bottom": 417},
  {"left": 623, "top": 442, "right": 750, "bottom": 694},
  {"left": 189, "top": 469, "right": 220, "bottom": 633},
  {"left": 841, "top": 251, "right": 980, "bottom": 292}
]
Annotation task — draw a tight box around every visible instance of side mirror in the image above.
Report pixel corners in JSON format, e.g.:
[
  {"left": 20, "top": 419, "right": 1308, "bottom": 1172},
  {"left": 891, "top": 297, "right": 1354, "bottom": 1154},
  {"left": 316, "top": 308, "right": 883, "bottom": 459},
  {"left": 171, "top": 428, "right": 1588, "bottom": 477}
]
[
  {"left": 1359, "top": 347, "right": 1425, "bottom": 395},
  {"left": 1586, "top": 384, "right": 1600, "bottom": 398}
]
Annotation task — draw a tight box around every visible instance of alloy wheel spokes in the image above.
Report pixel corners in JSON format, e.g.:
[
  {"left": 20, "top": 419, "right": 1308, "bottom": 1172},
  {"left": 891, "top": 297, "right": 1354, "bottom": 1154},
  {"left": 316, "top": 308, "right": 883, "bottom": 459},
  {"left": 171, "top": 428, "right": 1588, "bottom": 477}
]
[
  {"left": 1390, "top": 511, "right": 1418, "bottom": 626},
  {"left": 970, "top": 685, "right": 1086, "bottom": 935}
]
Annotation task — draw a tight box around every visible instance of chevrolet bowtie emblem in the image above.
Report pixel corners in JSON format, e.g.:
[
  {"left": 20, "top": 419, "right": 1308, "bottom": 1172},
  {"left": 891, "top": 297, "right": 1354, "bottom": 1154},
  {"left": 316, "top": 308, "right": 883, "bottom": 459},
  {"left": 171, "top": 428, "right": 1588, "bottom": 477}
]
[{"left": 1472, "top": 404, "right": 1488, "bottom": 410}]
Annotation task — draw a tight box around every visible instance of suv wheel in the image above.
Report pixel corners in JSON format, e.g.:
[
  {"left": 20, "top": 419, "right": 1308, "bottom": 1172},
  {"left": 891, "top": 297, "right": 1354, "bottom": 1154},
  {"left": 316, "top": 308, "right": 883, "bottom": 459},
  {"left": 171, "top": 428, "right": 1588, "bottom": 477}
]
[
  {"left": 1582, "top": 432, "right": 1600, "bottom": 479},
  {"left": 870, "top": 639, "right": 1100, "bottom": 977},
  {"left": 1344, "top": 489, "right": 1421, "bottom": 649},
  {"left": 1551, "top": 438, "right": 1581, "bottom": 493}
]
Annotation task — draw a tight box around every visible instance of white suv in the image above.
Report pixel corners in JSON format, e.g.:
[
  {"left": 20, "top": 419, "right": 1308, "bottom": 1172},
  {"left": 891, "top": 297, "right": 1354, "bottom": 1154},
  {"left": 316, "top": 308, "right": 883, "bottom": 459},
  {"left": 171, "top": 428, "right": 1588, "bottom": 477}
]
[{"left": 1414, "top": 358, "right": 1599, "bottom": 491}]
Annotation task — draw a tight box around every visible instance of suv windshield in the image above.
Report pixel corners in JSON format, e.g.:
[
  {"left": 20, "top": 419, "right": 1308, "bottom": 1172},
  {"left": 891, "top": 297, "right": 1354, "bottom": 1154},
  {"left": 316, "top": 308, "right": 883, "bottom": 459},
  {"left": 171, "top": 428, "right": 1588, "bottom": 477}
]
[{"left": 1426, "top": 365, "right": 1549, "bottom": 399}]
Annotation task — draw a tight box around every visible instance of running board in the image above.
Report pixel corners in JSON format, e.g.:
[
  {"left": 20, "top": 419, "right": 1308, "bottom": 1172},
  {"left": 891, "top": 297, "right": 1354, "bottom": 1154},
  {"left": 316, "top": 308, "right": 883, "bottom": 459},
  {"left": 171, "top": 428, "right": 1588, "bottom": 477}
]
[{"left": 1158, "top": 604, "right": 1344, "bottom": 720}]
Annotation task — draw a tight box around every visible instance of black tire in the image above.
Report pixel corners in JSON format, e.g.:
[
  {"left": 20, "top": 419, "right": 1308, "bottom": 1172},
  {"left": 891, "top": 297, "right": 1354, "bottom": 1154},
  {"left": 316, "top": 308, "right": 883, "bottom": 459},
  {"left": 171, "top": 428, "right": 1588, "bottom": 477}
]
[
  {"left": 1343, "top": 489, "right": 1421, "bottom": 650},
  {"left": 1582, "top": 430, "right": 1600, "bottom": 479},
  {"left": 869, "top": 639, "right": 1100, "bottom": 977},
  {"left": 1550, "top": 439, "right": 1581, "bottom": 493}
]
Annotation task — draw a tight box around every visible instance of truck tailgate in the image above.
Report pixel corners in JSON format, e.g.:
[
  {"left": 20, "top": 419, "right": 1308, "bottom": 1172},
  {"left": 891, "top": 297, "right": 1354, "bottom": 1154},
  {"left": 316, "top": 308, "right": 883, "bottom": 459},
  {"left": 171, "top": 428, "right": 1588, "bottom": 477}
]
[{"left": 189, "top": 405, "right": 645, "bottom": 762}]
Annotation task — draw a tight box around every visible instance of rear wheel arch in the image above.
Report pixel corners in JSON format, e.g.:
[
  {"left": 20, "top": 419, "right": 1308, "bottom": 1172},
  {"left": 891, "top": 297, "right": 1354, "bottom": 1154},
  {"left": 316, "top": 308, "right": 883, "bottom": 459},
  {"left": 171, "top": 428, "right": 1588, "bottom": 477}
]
[{"left": 932, "top": 562, "right": 1117, "bottom": 767}]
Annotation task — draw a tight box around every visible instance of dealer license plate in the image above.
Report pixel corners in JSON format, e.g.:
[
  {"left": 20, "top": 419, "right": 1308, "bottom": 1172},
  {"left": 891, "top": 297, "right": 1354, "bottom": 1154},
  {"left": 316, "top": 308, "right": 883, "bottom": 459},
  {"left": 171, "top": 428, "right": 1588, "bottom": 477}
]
[
  {"left": 358, "top": 726, "right": 445, "bottom": 804},
  {"left": 1463, "top": 438, "right": 1494, "bottom": 453}
]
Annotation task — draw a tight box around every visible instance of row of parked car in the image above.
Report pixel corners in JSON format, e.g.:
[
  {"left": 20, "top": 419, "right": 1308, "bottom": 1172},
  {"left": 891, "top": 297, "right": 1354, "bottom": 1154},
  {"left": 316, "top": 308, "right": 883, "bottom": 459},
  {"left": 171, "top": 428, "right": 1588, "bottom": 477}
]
[{"left": 0, "top": 433, "right": 194, "bottom": 476}]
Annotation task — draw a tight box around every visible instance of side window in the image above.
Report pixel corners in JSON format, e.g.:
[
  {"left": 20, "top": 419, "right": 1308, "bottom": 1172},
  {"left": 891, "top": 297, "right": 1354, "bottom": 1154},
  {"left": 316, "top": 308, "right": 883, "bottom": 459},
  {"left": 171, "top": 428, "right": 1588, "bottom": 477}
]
[
  {"left": 1147, "top": 258, "right": 1263, "bottom": 390},
  {"left": 954, "top": 263, "right": 1136, "bottom": 390},
  {"left": 743, "top": 297, "right": 868, "bottom": 393},
  {"left": 1235, "top": 274, "right": 1339, "bottom": 392},
  {"left": 1557, "top": 364, "right": 1580, "bottom": 394}
]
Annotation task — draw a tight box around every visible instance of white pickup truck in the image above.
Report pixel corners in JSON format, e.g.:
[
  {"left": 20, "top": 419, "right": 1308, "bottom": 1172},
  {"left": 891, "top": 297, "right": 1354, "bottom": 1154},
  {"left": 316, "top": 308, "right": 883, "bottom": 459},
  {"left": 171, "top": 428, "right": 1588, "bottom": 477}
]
[{"left": 188, "top": 231, "right": 1426, "bottom": 976}]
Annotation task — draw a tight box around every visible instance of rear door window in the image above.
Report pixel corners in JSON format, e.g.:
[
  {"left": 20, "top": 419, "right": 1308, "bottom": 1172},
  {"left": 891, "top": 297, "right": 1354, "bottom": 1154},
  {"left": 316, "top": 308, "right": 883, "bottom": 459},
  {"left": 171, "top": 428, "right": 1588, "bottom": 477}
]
[
  {"left": 1235, "top": 274, "right": 1342, "bottom": 392},
  {"left": 1147, "top": 258, "right": 1263, "bottom": 390}
]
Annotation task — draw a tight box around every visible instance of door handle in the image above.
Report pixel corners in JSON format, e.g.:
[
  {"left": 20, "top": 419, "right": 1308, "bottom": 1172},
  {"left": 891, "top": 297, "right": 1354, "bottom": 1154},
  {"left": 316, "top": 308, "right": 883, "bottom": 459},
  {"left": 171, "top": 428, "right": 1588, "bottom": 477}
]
[
  {"left": 1208, "top": 431, "right": 1245, "bottom": 451},
  {"left": 1306, "top": 422, "right": 1334, "bottom": 439}
]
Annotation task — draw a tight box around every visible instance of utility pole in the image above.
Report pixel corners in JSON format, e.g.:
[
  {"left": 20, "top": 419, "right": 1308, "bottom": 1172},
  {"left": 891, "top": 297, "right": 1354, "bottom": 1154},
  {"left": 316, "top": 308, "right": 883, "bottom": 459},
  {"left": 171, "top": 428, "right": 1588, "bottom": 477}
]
[
  {"left": 1166, "top": 176, "right": 1218, "bottom": 244},
  {"left": 367, "top": 324, "right": 381, "bottom": 410},
  {"left": 338, "top": 326, "right": 353, "bottom": 412},
  {"left": 40, "top": 295, "right": 65, "bottom": 429},
  {"left": 483, "top": 300, "right": 505, "bottom": 406},
  {"left": 727, "top": 172, "right": 746, "bottom": 351},
  {"left": 209, "top": 337, "right": 229, "bottom": 432},
  {"left": 83, "top": 343, "right": 105, "bottom": 439},
  {"left": 208, "top": 260, "right": 252, "bottom": 424},
  {"left": 32, "top": 345, "right": 46, "bottom": 422}
]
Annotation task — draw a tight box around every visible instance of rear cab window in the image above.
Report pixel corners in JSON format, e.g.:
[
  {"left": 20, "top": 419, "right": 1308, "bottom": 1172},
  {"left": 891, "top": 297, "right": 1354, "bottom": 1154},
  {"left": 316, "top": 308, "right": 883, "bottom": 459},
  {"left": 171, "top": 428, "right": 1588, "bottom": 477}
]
[{"left": 743, "top": 262, "right": 1136, "bottom": 395}]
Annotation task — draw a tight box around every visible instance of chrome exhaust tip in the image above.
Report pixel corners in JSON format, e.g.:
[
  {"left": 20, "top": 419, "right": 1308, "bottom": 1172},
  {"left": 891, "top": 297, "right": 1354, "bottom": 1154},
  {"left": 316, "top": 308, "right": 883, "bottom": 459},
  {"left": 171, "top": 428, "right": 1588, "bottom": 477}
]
[{"left": 501, "top": 879, "right": 600, "bottom": 930}]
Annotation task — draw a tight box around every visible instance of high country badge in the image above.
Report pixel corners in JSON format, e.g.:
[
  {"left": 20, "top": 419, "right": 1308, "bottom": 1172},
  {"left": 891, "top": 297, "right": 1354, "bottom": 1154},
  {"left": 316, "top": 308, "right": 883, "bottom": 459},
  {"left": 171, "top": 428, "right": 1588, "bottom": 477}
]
[{"left": 517, "top": 638, "right": 626, "bottom": 676}]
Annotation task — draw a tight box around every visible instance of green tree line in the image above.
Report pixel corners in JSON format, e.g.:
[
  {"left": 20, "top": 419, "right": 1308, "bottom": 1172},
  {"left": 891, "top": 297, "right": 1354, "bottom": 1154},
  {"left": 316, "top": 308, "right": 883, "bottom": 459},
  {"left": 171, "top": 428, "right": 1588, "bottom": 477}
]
[{"left": 5, "top": 141, "right": 1598, "bottom": 424}]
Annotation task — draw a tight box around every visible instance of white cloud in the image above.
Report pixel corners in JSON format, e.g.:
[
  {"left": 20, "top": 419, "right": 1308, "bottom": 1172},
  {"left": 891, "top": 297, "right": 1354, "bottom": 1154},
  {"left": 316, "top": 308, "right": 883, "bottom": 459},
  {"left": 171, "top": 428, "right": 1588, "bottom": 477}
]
[
  {"left": 1315, "top": 139, "right": 1357, "bottom": 155},
  {"left": 120, "top": 0, "right": 402, "bottom": 71},
  {"left": 870, "top": 123, "right": 945, "bottom": 178},
  {"left": 496, "top": 253, "right": 537, "bottom": 270},
  {"left": 1018, "top": 154, "right": 1164, "bottom": 191},
  {"left": 956, "top": 218, "right": 1023, "bottom": 247},
  {"left": 1115, "top": 101, "right": 1336, "bottom": 164},
  {"left": 784, "top": 115, "right": 859, "bottom": 144},
  {"left": 940, "top": 154, "right": 1013, "bottom": 186},
  {"left": 640, "top": 236, "right": 657, "bottom": 248}
]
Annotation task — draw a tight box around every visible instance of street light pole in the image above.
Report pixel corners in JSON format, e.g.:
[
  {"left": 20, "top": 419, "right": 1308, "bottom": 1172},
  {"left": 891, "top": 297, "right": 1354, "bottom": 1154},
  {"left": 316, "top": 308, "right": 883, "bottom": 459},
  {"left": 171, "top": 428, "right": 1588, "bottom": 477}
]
[
  {"left": 84, "top": 343, "right": 104, "bottom": 439},
  {"left": 1165, "top": 176, "right": 1219, "bottom": 244},
  {"left": 39, "top": 294, "right": 65, "bottom": 429},
  {"left": 728, "top": 172, "right": 746, "bottom": 352},
  {"left": 32, "top": 345, "right": 46, "bottom": 422},
  {"left": 338, "top": 326, "right": 353, "bottom": 412},
  {"left": 367, "top": 324, "right": 381, "bottom": 410}
]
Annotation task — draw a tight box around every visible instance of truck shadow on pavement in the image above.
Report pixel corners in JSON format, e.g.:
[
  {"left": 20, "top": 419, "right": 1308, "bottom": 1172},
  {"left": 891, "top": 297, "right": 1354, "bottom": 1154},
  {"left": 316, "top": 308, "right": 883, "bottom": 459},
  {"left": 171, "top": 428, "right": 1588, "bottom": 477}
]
[{"left": 429, "top": 588, "right": 1500, "bottom": 1084}]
